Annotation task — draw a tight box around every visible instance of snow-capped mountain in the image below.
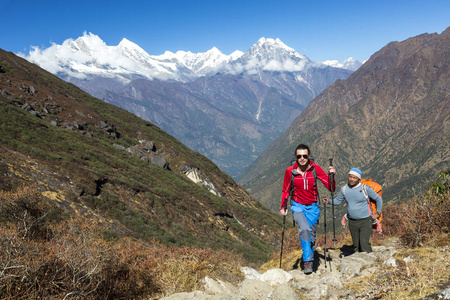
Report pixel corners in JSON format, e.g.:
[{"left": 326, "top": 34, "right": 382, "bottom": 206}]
[
  {"left": 227, "top": 37, "right": 312, "bottom": 74},
  {"left": 24, "top": 32, "right": 356, "bottom": 83},
  {"left": 321, "top": 57, "right": 363, "bottom": 71},
  {"left": 157, "top": 47, "right": 244, "bottom": 76},
  {"left": 24, "top": 33, "right": 189, "bottom": 82},
  {"left": 22, "top": 32, "right": 355, "bottom": 178}
]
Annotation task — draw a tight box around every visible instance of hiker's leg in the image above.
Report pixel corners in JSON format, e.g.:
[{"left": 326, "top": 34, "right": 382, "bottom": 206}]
[
  {"left": 359, "top": 217, "right": 373, "bottom": 253},
  {"left": 311, "top": 222, "right": 317, "bottom": 253},
  {"left": 294, "top": 212, "right": 314, "bottom": 262},
  {"left": 348, "top": 218, "right": 360, "bottom": 252}
]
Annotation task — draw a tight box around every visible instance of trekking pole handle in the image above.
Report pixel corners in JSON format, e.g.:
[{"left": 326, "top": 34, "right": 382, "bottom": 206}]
[{"left": 329, "top": 158, "right": 336, "bottom": 193}]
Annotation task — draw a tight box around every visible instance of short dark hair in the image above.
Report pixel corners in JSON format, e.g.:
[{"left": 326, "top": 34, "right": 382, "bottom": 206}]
[{"left": 295, "top": 144, "right": 310, "bottom": 156}]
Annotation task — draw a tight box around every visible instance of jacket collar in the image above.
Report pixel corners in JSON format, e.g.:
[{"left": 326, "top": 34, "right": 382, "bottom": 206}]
[{"left": 292, "top": 160, "right": 315, "bottom": 174}]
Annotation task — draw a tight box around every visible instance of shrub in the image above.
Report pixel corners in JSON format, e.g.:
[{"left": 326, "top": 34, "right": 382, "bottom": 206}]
[
  {"left": 0, "top": 186, "right": 243, "bottom": 299},
  {"left": 382, "top": 170, "right": 450, "bottom": 247}
]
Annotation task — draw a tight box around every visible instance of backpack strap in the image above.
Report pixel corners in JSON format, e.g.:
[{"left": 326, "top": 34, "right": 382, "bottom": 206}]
[
  {"left": 309, "top": 157, "right": 318, "bottom": 203},
  {"left": 289, "top": 171, "right": 296, "bottom": 227},
  {"left": 361, "top": 184, "right": 373, "bottom": 215},
  {"left": 289, "top": 172, "right": 295, "bottom": 207}
]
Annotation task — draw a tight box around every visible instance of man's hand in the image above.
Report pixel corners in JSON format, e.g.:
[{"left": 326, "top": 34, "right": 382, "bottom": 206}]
[
  {"left": 322, "top": 197, "right": 329, "bottom": 204},
  {"left": 371, "top": 213, "right": 380, "bottom": 219},
  {"left": 328, "top": 166, "right": 336, "bottom": 174},
  {"left": 280, "top": 208, "right": 288, "bottom": 216}
]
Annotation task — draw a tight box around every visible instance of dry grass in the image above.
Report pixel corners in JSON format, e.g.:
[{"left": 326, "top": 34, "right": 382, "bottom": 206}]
[
  {"left": 0, "top": 186, "right": 244, "bottom": 299},
  {"left": 1, "top": 176, "right": 448, "bottom": 299},
  {"left": 345, "top": 243, "right": 450, "bottom": 299}
]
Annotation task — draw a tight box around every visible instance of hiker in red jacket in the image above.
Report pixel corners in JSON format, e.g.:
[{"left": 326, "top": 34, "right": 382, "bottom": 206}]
[{"left": 280, "top": 144, "right": 336, "bottom": 274}]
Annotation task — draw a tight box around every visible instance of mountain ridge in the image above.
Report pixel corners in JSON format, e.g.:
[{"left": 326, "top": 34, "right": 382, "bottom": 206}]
[
  {"left": 22, "top": 33, "right": 357, "bottom": 178},
  {"left": 22, "top": 33, "right": 361, "bottom": 83}
]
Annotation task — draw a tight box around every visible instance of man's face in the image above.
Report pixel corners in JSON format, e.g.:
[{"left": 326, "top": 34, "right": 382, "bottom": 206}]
[
  {"left": 348, "top": 174, "right": 360, "bottom": 186},
  {"left": 296, "top": 149, "right": 309, "bottom": 167}
]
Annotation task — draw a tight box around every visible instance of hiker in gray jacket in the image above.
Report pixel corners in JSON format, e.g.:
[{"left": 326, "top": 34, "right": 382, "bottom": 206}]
[{"left": 323, "top": 168, "right": 382, "bottom": 253}]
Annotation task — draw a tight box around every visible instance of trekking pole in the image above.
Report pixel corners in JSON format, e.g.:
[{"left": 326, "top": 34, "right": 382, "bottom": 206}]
[
  {"left": 329, "top": 158, "right": 337, "bottom": 245},
  {"left": 323, "top": 197, "right": 327, "bottom": 269},
  {"left": 279, "top": 199, "right": 288, "bottom": 268}
]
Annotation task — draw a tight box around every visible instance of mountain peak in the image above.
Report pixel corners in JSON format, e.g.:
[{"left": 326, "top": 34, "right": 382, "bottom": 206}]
[
  {"left": 231, "top": 37, "right": 309, "bottom": 73},
  {"left": 321, "top": 57, "right": 363, "bottom": 71},
  {"left": 73, "top": 32, "right": 107, "bottom": 53},
  {"left": 118, "top": 38, "right": 139, "bottom": 48},
  {"left": 255, "top": 37, "right": 294, "bottom": 52},
  {"left": 207, "top": 46, "right": 222, "bottom": 54}
]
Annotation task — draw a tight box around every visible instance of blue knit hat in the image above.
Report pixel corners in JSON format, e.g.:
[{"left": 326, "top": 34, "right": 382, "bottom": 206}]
[{"left": 349, "top": 168, "right": 362, "bottom": 179}]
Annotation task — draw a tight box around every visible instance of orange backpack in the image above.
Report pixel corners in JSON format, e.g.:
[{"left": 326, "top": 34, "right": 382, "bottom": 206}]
[{"left": 361, "top": 179, "right": 383, "bottom": 232}]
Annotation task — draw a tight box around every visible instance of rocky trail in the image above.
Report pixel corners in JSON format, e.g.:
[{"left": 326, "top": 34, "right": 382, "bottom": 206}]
[{"left": 161, "top": 240, "right": 450, "bottom": 300}]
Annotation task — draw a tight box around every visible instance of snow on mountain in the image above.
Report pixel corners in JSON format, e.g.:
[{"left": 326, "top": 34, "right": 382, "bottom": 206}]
[
  {"left": 321, "top": 57, "right": 363, "bottom": 71},
  {"left": 23, "top": 32, "right": 187, "bottom": 82},
  {"left": 154, "top": 47, "right": 243, "bottom": 76},
  {"left": 23, "top": 32, "right": 357, "bottom": 85},
  {"left": 223, "top": 37, "right": 313, "bottom": 75}
]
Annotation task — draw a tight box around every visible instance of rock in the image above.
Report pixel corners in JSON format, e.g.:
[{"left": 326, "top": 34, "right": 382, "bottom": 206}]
[
  {"left": 150, "top": 155, "right": 169, "bottom": 169},
  {"left": 29, "top": 110, "right": 42, "bottom": 118},
  {"left": 22, "top": 103, "right": 33, "bottom": 111},
  {"left": 260, "top": 268, "right": 293, "bottom": 286},
  {"left": 240, "top": 267, "right": 261, "bottom": 280},
  {"left": 339, "top": 252, "right": 377, "bottom": 276},
  {"left": 271, "top": 283, "right": 299, "bottom": 300},
  {"left": 383, "top": 257, "right": 397, "bottom": 268},
  {"left": 288, "top": 269, "right": 308, "bottom": 281},
  {"left": 113, "top": 144, "right": 126, "bottom": 151},
  {"left": 320, "top": 271, "right": 343, "bottom": 289},
  {"left": 403, "top": 255, "right": 414, "bottom": 263},
  {"left": 182, "top": 165, "right": 220, "bottom": 196},
  {"left": 45, "top": 102, "right": 62, "bottom": 114},
  {"left": 204, "top": 276, "right": 238, "bottom": 295},
  {"left": 160, "top": 290, "right": 241, "bottom": 300},
  {"left": 292, "top": 277, "right": 328, "bottom": 300},
  {"left": 162, "top": 246, "right": 407, "bottom": 300},
  {"left": 238, "top": 279, "right": 273, "bottom": 300},
  {"left": 421, "top": 286, "right": 450, "bottom": 299},
  {"left": 126, "top": 140, "right": 169, "bottom": 169}
]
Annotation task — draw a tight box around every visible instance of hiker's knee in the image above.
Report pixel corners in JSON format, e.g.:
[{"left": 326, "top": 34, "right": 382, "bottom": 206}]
[{"left": 299, "top": 226, "right": 312, "bottom": 241}]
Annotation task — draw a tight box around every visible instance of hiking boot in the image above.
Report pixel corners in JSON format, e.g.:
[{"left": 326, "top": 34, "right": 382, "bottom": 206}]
[{"left": 304, "top": 261, "right": 313, "bottom": 274}]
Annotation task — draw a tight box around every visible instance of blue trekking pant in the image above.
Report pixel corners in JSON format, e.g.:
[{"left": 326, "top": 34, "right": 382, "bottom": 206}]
[{"left": 292, "top": 202, "right": 319, "bottom": 262}]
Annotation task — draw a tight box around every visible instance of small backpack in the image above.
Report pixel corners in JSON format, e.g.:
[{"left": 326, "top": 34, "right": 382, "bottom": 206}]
[{"left": 341, "top": 179, "right": 383, "bottom": 233}]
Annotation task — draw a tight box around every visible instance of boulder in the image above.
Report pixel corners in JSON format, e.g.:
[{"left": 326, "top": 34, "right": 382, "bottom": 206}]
[
  {"left": 271, "top": 284, "right": 299, "bottom": 300},
  {"left": 204, "top": 276, "right": 238, "bottom": 295},
  {"left": 240, "top": 267, "right": 261, "bottom": 280},
  {"left": 260, "top": 268, "right": 293, "bottom": 286},
  {"left": 339, "top": 252, "right": 377, "bottom": 276},
  {"left": 239, "top": 279, "right": 273, "bottom": 300}
]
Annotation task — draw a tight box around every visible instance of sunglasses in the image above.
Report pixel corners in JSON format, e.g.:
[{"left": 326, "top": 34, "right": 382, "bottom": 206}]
[{"left": 296, "top": 154, "right": 309, "bottom": 159}]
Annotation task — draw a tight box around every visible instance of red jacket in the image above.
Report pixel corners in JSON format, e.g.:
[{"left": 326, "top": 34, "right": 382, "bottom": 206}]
[{"left": 280, "top": 161, "right": 335, "bottom": 209}]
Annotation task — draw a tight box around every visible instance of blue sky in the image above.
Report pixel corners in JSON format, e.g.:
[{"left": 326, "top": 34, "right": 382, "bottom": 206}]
[{"left": 1, "top": 0, "right": 449, "bottom": 62}]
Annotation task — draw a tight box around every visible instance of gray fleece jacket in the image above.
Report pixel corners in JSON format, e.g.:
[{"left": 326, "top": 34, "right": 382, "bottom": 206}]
[{"left": 331, "top": 183, "right": 383, "bottom": 220}]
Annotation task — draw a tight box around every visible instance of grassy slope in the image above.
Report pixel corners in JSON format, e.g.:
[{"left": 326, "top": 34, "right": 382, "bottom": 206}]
[{"left": 0, "top": 49, "right": 281, "bottom": 264}]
